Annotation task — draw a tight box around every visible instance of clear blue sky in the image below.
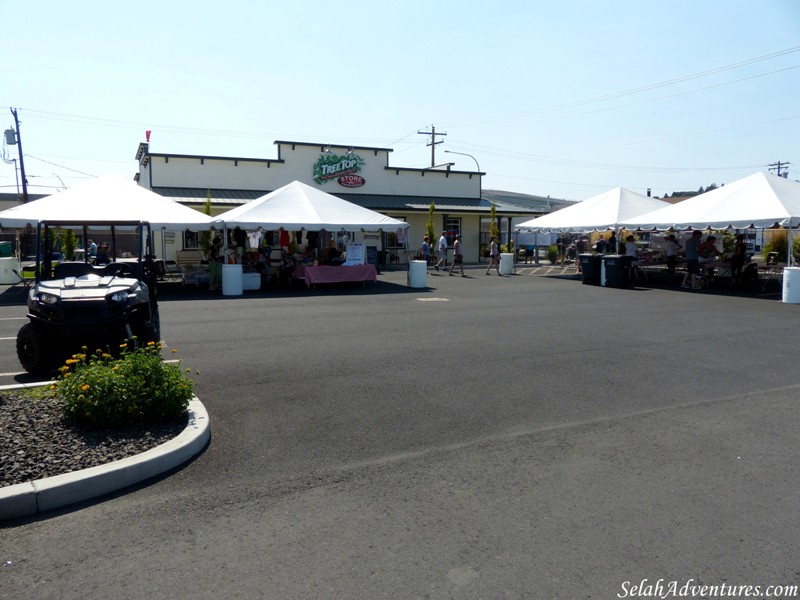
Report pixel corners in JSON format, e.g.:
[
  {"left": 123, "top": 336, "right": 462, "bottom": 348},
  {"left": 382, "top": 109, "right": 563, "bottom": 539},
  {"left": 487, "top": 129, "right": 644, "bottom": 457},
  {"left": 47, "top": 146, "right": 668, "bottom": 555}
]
[{"left": 2, "top": 0, "right": 798, "bottom": 201}]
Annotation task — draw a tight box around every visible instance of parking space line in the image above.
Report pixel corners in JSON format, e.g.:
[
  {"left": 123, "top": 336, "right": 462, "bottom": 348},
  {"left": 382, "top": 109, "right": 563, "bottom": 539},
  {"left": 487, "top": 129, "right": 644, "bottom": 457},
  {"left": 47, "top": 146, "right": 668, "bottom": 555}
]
[{"left": 0, "top": 371, "right": 25, "bottom": 379}]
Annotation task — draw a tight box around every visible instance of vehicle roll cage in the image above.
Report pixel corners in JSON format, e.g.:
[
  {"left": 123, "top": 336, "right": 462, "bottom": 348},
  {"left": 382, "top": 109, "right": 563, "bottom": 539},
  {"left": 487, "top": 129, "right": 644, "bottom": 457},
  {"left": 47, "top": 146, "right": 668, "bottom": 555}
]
[{"left": 34, "top": 220, "right": 156, "bottom": 283}]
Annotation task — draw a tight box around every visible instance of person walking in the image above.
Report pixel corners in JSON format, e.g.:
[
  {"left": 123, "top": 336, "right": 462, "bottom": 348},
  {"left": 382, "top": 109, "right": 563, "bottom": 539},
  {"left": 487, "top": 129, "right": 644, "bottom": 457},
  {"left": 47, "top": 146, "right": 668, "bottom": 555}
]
[
  {"left": 434, "top": 231, "right": 448, "bottom": 271},
  {"left": 448, "top": 234, "right": 466, "bottom": 277},
  {"left": 485, "top": 235, "right": 502, "bottom": 275},
  {"left": 420, "top": 235, "right": 432, "bottom": 268}
]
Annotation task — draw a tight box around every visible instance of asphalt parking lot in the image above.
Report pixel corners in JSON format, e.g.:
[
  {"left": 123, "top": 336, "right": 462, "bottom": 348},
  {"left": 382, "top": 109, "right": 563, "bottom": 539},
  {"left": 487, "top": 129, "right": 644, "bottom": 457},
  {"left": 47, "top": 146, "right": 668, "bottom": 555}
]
[{"left": 1, "top": 265, "right": 799, "bottom": 599}]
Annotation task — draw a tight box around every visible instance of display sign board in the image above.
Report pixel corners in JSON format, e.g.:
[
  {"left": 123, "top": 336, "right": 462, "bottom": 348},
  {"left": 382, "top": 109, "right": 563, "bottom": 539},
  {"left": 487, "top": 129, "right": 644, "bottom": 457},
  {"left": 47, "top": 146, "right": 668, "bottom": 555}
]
[
  {"left": 343, "top": 243, "right": 365, "bottom": 265},
  {"left": 366, "top": 245, "right": 378, "bottom": 267}
]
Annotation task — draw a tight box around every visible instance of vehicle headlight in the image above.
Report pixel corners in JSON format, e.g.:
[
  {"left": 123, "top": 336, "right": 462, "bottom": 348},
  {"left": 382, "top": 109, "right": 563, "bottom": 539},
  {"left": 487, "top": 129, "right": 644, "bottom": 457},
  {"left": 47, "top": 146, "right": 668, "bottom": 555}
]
[
  {"left": 110, "top": 291, "right": 129, "bottom": 303},
  {"left": 38, "top": 292, "right": 59, "bottom": 305}
]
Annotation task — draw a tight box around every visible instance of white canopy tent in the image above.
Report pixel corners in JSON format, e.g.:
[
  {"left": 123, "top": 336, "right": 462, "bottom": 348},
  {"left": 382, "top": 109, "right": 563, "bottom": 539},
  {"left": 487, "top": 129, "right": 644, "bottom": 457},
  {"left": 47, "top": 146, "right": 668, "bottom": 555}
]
[
  {"left": 620, "top": 172, "right": 800, "bottom": 231},
  {"left": 621, "top": 172, "right": 800, "bottom": 267},
  {"left": 0, "top": 174, "right": 213, "bottom": 231},
  {"left": 212, "top": 180, "right": 409, "bottom": 232},
  {"left": 212, "top": 181, "right": 409, "bottom": 270},
  {"left": 515, "top": 187, "right": 670, "bottom": 233}
]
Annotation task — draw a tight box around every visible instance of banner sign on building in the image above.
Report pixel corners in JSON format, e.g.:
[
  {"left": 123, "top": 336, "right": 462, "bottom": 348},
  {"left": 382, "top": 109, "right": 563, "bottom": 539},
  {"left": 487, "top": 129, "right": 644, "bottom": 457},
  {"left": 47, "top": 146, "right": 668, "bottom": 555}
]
[{"left": 313, "top": 152, "right": 365, "bottom": 186}]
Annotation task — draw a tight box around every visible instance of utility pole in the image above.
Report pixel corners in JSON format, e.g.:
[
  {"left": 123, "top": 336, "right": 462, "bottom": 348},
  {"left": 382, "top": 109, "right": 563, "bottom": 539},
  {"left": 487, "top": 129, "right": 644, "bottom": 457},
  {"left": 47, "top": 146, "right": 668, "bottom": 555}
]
[
  {"left": 9, "top": 108, "right": 29, "bottom": 203},
  {"left": 418, "top": 125, "right": 447, "bottom": 167},
  {"left": 767, "top": 160, "right": 790, "bottom": 178}
]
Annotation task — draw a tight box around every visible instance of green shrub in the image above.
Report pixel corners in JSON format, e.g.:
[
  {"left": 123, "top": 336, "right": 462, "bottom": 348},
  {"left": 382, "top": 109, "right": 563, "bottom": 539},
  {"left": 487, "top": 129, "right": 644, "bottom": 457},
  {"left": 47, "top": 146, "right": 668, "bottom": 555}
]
[
  {"left": 57, "top": 228, "right": 78, "bottom": 261},
  {"left": 547, "top": 244, "right": 559, "bottom": 264},
  {"left": 55, "top": 342, "right": 194, "bottom": 428},
  {"left": 762, "top": 231, "right": 800, "bottom": 261}
]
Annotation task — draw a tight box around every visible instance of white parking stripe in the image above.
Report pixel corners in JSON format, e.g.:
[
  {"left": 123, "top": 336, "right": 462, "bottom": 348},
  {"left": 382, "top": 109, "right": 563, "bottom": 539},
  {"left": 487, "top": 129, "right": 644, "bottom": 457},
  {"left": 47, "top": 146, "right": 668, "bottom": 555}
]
[{"left": 0, "top": 372, "right": 25, "bottom": 378}]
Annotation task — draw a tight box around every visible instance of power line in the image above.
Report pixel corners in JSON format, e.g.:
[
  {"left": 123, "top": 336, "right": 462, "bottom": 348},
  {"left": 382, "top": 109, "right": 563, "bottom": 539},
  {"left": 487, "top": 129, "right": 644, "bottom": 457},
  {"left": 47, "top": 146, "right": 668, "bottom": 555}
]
[
  {"left": 446, "top": 114, "right": 799, "bottom": 173},
  {"left": 5, "top": 46, "right": 798, "bottom": 148},
  {"left": 25, "top": 154, "right": 97, "bottom": 177},
  {"left": 446, "top": 46, "right": 800, "bottom": 128}
]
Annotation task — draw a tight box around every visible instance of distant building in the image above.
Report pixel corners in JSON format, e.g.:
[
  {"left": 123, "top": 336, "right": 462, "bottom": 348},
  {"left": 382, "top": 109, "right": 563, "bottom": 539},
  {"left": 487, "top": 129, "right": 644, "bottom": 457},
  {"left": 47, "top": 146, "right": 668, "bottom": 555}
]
[{"left": 134, "top": 140, "right": 555, "bottom": 263}]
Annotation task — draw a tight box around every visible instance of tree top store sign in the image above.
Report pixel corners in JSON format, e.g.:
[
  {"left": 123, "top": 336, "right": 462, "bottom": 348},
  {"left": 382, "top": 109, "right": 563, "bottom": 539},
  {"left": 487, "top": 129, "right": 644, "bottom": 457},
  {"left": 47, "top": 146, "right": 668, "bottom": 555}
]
[{"left": 313, "top": 152, "right": 366, "bottom": 187}]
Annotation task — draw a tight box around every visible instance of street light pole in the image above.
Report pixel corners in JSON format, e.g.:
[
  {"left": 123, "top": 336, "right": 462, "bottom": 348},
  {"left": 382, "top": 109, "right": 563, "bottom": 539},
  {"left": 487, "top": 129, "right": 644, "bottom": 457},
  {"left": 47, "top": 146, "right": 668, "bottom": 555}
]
[
  {"left": 445, "top": 149, "right": 496, "bottom": 262},
  {"left": 443, "top": 150, "right": 481, "bottom": 199}
]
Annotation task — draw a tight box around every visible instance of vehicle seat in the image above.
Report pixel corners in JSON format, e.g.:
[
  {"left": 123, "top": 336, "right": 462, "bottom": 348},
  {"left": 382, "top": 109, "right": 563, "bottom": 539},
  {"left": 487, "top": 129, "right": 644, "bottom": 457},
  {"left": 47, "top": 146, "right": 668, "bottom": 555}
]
[
  {"left": 104, "top": 262, "right": 139, "bottom": 278},
  {"left": 54, "top": 262, "right": 94, "bottom": 279}
]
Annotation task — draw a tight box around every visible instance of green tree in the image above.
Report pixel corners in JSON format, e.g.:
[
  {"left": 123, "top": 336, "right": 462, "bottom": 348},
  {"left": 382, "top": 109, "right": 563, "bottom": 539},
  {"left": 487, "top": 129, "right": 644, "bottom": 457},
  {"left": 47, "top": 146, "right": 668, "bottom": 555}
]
[
  {"left": 425, "top": 201, "right": 437, "bottom": 247},
  {"left": 57, "top": 228, "right": 78, "bottom": 261},
  {"left": 489, "top": 203, "right": 499, "bottom": 240},
  {"left": 489, "top": 203, "right": 504, "bottom": 254},
  {"left": 200, "top": 188, "right": 213, "bottom": 258}
]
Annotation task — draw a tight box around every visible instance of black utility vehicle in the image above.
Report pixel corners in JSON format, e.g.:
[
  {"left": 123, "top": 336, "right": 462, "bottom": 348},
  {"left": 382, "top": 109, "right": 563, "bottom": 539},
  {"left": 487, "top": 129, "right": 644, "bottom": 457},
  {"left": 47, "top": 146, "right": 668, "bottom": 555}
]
[{"left": 16, "top": 221, "right": 161, "bottom": 375}]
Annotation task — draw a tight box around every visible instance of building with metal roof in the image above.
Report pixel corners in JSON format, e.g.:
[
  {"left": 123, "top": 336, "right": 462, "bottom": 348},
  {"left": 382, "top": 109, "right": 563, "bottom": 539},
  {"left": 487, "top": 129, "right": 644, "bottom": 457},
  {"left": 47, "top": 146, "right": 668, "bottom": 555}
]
[{"left": 134, "top": 139, "right": 552, "bottom": 263}]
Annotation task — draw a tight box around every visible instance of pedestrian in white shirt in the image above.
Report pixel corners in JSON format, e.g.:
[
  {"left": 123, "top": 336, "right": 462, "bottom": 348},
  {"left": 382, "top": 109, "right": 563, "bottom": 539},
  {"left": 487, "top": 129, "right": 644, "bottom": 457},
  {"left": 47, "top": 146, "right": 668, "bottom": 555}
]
[{"left": 434, "top": 232, "right": 448, "bottom": 271}]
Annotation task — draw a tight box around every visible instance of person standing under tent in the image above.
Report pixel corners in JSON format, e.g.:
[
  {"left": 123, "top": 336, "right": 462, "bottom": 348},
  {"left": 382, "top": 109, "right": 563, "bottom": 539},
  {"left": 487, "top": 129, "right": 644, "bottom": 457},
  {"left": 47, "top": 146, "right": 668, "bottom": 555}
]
[
  {"left": 434, "top": 231, "right": 448, "bottom": 271},
  {"left": 594, "top": 236, "right": 606, "bottom": 254},
  {"left": 576, "top": 236, "right": 588, "bottom": 273},
  {"left": 698, "top": 235, "right": 723, "bottom": 282},
  {"left": 97, "top": 242, "right": 110, "bottom": 265},
  {"left": 607, "top": 231, "right": 617, "bottom": 254},
  {"left": 664, "top": 234, "right": 682, "bottom": 274},
  {"left": 208, "top": 236, "right": 223, "bottom": 291},
  {"left": 682, "top": 231, "right": 703, "bottom": 290},
  {"left": 624, "top": 235, "right": 639, "bottom": 259},
  {"left": 731, "top": 233, "right": 747, "bottom": 285},
  {"left": 448, "top": 234, "right": 466, "bottom": 277}
]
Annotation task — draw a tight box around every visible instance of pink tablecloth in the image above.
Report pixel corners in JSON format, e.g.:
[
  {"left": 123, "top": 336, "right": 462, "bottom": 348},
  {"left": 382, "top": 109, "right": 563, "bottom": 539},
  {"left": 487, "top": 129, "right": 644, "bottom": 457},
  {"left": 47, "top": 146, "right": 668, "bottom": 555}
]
[{"left": 295, "top": 264, "right": 377, "bottom": 287}]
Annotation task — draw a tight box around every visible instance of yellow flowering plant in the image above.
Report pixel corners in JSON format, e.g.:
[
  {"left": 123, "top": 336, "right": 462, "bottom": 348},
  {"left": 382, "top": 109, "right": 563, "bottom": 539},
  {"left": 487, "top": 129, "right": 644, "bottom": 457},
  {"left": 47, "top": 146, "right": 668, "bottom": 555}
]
[{"left": 55, "top": 342, "right": 194, "bottom": 428}]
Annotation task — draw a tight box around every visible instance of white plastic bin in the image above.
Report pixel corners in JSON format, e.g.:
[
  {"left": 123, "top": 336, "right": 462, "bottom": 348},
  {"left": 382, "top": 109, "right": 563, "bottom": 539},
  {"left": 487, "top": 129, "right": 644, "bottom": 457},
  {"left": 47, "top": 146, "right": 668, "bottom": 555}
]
[
  {"left": 242, "top": 272, "right": 261, "bottom": 291},
  {"left": 0, "top": 257, "right": 20, "bottom": 284},
  {"left": 408, "top": 260, "right": 428, "bottom": 288},
  {"left": 499, "top": 253, "right": 514, "bottom": 276},
  {"left": 222, "top": 264, "right": 243, "bottom": 296},
  {"left": 782, "top": 267, "right": 800, "bottom": 303}
]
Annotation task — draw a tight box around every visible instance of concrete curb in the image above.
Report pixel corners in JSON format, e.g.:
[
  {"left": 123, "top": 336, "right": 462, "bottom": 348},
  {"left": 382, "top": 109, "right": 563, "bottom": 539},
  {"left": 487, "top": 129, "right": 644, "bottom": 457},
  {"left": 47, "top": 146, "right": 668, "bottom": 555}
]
[{"left": 0, "top": 396, "right": 210, "bottom": 521}]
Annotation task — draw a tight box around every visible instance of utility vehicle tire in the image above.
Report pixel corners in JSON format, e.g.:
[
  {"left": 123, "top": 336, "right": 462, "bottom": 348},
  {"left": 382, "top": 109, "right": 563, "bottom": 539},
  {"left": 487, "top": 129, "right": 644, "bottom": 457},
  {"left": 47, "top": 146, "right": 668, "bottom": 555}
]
[
  {"left": 129, "top": 310, "right": 160, "bottom": 349},
  {"left": 137, "top": 320, "right": 160, "bottom": 346},
  {"left": 17, "top": 322, "right": 54, "bottom": 375}
]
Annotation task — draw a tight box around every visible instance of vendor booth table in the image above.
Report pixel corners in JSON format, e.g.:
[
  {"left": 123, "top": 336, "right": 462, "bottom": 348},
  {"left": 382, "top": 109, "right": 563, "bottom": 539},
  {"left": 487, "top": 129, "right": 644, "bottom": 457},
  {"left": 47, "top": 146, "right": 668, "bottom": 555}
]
[{"left": 294, "top": 264, "right": 377, "bottom": 289}]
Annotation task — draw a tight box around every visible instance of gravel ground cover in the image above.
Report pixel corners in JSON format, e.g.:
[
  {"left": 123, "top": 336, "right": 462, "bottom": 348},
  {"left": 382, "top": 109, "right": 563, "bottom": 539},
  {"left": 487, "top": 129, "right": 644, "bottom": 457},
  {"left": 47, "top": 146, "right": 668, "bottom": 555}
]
[{"left": 0, "top": 390, "right": 187, "bottom": 487}]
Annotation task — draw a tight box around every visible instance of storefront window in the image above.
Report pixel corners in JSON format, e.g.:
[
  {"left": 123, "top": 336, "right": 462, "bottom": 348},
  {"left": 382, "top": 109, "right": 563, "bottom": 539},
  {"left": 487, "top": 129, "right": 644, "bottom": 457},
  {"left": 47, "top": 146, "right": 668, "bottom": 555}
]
[
  {"left": 184, "top": 230, "right": 199, "bottom": 249},
  {"left": 384, "top": 219, "right": 408, "bottom": 249},
  {"left": 445, "top": 218, "right": 461, "bottom": 246}
]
